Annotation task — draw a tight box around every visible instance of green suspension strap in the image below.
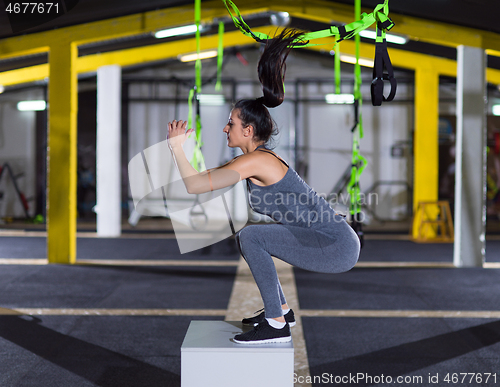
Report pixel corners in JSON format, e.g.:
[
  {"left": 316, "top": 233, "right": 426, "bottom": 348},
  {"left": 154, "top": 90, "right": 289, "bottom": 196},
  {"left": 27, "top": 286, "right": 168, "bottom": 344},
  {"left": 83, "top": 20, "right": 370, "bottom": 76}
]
[
  {"left": 187, "top": 88, "right": 195, "bottom": 131},
  {"left": 215, "top": 21, "right": 224, "bottom": 92},
  {"left": 222, "top": 0, "right": 396, "bottom": 107},
  {"left": 191, "top": 101, "right": 206, "bottom": 171},
  {"left": 195, "top": 0, "right": 202, "bottom": 92},
  {"left": 346, "top": 0, "right": 368, "bottom": 248},
  {"left": 334, "top": 46, "right": 341, "bottom": 94},
  {"left": 189, "top": 0, "right": 206, "bottom": 172},
  {"left": 222, "top": 0, "right": 394, "bottom": 48},
  {"left": 187, "top": 0, "right": 208, "bottom": 228}
]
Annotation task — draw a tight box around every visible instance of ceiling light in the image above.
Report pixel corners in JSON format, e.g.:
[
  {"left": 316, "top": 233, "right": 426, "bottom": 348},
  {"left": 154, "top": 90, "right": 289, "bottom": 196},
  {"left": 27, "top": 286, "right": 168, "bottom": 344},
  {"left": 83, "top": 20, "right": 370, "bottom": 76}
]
[
  {"left": 325, "top": 94, "right": 355, "bottom": 104},
  {"left": 179, "top": 50, "right": 218, "bottom": 62},
  {"left": 359, "top": 29, "right": 408, "bottom": 45},
  {"left": 339, "top": 54, "right": 374, "bottom": 67},
  {"left": 197, "top": 94, "right": 226, "bottom": 106},
  {"left": 155, "top": 24, "right": 204, "bottom": 39},
  {"left": 493, "top": 105, "right": 500, "bottom": 116},
  {"left": 17, "top": 100, "right": 46, "bottom": 111},
  {"left": 270, "top": 12, "right": 290, "bottom": 26}
]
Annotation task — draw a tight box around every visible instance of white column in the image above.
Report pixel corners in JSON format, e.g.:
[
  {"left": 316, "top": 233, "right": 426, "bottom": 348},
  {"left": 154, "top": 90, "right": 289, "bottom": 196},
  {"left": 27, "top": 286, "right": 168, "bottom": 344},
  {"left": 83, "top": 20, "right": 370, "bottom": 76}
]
[
  {"left": 96, "top": 65, "right": 122, "bottom": 237},
  {"left": 453, "top": 46, "right": 487, "bottom": 267}
]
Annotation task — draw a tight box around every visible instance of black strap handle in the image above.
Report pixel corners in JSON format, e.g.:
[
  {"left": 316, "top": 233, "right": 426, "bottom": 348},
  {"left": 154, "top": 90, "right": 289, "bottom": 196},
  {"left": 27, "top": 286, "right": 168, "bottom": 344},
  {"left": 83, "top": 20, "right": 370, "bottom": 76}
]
[{"left": 371, "top": 27, "right": 397, "bottom": 106}]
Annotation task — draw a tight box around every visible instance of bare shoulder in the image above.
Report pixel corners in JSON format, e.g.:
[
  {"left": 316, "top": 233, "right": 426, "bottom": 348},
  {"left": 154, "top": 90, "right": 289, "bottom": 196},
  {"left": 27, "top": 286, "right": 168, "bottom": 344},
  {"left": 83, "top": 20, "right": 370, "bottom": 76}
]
[
  {"left": 215, "top": 150, "right": 286, "bottom": 184},
  {"left": 223, "top": 151, "right": 264, "bottom": 171},
  {"left": 211, "top": 152, "right": 259, "bottom": 181},
  {"left": 240, "top": 150, "right": 288, "bottom": 185},
  {"left": 231, "top": 150, "right": 283, "bottom": 168},
  {"left": 255, "top": 149, "right": 288, "bottom": 164}
]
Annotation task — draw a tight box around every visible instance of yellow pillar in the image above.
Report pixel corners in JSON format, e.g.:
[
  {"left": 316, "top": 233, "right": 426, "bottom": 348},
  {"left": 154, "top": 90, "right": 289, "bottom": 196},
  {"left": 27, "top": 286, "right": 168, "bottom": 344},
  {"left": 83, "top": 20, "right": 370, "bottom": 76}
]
[
  {"left": 412, "top": 66, "right": 439, "bottom": 238},
  {"left": 47, "top": 42, "right": 78, "bottom": 264}
]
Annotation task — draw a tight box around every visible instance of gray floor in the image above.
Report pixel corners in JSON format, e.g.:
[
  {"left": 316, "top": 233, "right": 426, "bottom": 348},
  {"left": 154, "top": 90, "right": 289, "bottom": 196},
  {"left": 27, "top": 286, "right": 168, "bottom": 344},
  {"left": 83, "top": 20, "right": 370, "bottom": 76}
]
[{"left": 0, "top": 236, "right": 499, "bottom": 386}]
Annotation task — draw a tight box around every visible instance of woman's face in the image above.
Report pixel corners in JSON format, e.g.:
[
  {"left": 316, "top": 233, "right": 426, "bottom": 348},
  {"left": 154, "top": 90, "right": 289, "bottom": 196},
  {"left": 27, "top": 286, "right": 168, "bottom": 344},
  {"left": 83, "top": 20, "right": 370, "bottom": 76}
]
[{"left": 223, "top": 109, "right": 248, "bottom": 147}]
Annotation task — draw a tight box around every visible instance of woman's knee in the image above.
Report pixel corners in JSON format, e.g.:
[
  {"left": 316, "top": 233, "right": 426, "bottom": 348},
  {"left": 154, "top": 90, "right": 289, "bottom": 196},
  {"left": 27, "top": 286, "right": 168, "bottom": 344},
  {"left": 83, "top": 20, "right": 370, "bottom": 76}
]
[
  {"left": 235, "top": 226, "right": 263, "bottom": 258},
  {"left": 320, "top": 239, "right": 360, "bottom": 274},
  {"left": 343, "top": 249, "right": 360, "bottom": 272},
  {"left": 338, "top": 238, "right": 360, "bottom": 272}
]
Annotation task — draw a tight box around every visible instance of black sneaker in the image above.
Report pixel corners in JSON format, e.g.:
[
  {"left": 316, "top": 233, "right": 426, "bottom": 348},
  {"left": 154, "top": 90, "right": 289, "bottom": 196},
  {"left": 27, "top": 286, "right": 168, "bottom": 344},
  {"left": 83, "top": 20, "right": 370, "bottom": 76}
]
[
  {"left": 234, "top": 319, "right": 291, "bottom": 344},
  {"left": 242, "top": 308, "right": 296, "bottom": 327}
]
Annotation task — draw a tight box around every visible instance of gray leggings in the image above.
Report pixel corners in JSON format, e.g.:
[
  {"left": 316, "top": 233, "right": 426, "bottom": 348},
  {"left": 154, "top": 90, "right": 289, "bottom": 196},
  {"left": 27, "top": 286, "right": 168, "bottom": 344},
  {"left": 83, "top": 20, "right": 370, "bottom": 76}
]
[{"left": 235, "top": 220, "right": 360, "bottom": 319}]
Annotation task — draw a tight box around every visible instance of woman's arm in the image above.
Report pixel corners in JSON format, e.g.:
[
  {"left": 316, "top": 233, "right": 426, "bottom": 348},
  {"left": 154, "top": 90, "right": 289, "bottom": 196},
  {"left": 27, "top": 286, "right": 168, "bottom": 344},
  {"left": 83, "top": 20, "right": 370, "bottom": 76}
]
[{"left": 167, "top": 120, "right": 250, "bottom": 194}]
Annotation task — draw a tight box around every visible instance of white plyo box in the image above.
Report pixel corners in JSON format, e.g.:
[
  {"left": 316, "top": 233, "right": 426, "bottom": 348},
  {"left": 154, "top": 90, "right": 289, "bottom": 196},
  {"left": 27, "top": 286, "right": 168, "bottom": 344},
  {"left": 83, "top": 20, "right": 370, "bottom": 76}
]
[{"left": 181, "top": 320, "right": 294, "bottom": 387}]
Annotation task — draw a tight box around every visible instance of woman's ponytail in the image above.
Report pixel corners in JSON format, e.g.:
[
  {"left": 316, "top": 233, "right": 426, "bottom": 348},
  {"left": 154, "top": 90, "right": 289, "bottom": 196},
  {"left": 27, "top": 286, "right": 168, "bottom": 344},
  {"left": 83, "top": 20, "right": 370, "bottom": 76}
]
[
  {"left": 257, "top": 29, "right": 306, "bottom": 108},
  {"left": 232, "top": 29, "right": 305, "bottom": 146}
]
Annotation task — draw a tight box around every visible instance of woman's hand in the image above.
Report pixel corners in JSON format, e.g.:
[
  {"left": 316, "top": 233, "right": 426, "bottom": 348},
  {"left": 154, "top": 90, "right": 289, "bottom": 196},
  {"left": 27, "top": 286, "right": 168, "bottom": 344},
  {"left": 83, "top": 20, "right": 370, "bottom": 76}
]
[{"left": 167, "top": 120, "right": 194, "bottom": 150}]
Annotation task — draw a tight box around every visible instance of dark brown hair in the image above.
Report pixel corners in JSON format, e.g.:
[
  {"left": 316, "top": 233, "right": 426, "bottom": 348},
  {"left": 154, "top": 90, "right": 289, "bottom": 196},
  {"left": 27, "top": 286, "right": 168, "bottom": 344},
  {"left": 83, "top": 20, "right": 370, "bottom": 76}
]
[
  {"left": 258, "top": 28, "right": 306, "bottom": 108},
  {"left": 234, "top": 29, "right": 306, "bottom": 145}
]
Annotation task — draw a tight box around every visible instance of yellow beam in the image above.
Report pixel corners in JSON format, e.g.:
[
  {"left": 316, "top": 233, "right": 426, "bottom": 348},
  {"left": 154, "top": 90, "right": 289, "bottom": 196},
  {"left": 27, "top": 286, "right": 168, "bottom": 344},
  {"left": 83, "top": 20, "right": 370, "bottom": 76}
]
[
  {"left": 0, "top": 14, "right": 146, "bottom": 59},
  {"left": 0, "top": 46, "right": 50, "bottom": 61},
  {"left": 487, "top": 67, "right": 500, "bottom": 86},
  {"left": 412, "top": 66, "right": 440, "bottom": 238},
  {"left": 0, "top": 64, "right": 48, "bottom": 86},
  {"left": 77, "top": 28, "right": 263, "bottom": 73},
  {"left": 77, "top": 30, "right": 458, "bottom": 78},
  {"left": 1, "top": 0, "right": 499, "bottom": 62},
  {"left": 0, "top": 1, "right": 230, "bottom": 59},
  {"left": 3, "top": 30, "right": 500, "bottom": 88},
  {"left": 46, "top": 43, "right": 78, "bottom": 264},
  {"left": 0, "top": 28, "right": 258, "bottom": 86},
  {"left": 486, "top": 49, "right": 500, "bottom": 58},
  {"left": 305, "top": 37, "right": 457, "bottom": 72}
]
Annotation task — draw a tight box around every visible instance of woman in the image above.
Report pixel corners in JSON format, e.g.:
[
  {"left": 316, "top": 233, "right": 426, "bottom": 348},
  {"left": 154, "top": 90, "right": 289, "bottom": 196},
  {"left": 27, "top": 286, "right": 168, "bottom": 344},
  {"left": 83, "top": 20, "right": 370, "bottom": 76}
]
[{"left": 168, "top": 29, "right": 360, "bottom": 344}]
